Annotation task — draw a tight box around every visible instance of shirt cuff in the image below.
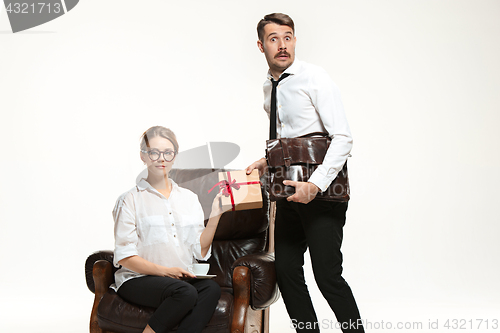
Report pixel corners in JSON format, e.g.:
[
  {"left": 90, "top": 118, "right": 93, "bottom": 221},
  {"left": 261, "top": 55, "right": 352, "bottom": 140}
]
[
  {"left": 308, "top": 168, "right": 339, "bottom": 192},
  {"left": 113, "top": 244, "right": 139, "bottom": 268},
  {"left": 193, "top": 242, "right": 212, "bottom": 261}
]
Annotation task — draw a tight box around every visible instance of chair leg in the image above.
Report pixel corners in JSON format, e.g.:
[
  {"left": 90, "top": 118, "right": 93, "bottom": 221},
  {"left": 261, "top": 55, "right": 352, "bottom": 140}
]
[
  {"left": 244, "top": 307, "right": 266, "bottom": 333},
  {"left": 263, "top": 307, "right": 270, "bottom": 333}
]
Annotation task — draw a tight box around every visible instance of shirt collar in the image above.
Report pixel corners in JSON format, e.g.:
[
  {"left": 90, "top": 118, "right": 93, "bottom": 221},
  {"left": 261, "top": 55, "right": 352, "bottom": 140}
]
[
  {"left": 266, "top": 58, "right": 301, "bottom": 80},
  {"left": 137, "top": 178, "right": 178, "bottom": 192}
]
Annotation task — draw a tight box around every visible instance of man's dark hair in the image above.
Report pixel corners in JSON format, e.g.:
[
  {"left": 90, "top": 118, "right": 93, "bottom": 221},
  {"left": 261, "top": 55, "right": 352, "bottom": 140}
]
[{"left": 257, "top": 13, "right": 295, "bottom": 42}]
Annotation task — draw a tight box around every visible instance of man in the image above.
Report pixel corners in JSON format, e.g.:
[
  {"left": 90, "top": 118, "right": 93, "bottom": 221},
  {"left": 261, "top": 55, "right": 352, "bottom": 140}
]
[{"left": 246, "top": 13, "right": 364, "bottom": 333}]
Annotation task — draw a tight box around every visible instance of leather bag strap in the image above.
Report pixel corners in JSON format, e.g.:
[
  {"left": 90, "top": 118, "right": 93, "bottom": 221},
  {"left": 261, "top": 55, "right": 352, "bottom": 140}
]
[
  {"left": 297, "top": 132, "right": 330, "bottom": 139},
  {"left": 280, "top": 139, "right": 292, "bottom": 167}
]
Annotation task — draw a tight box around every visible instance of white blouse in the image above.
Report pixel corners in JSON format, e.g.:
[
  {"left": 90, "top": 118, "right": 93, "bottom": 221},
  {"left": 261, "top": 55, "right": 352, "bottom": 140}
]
[{"left": 111, "top": 178, "right": 210, "bottom": 290}]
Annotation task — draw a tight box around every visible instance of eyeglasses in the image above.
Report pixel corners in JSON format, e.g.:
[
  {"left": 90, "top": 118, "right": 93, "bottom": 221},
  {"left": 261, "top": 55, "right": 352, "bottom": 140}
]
[{"left": 141, "top": 149, "right": 177, "bottom": 162}]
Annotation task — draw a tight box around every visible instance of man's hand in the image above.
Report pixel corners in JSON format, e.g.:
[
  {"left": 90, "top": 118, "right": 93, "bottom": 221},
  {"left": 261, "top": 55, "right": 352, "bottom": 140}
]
[
  {"left": 284, "top": 180, "right": 320, "bottom": 204},
  {"left": 246, "top": 157, "right": 267, "bottom": 177}
]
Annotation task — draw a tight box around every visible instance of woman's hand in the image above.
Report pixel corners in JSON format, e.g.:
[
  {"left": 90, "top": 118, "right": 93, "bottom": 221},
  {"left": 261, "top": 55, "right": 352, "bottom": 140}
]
[
  {"left": 119, "top": 256, "right": 195, "bottom": 279},
  {"left": 162, "top": 266, "right": 195, "bottom": 279},
  {"left": 209, "top": 192, "right": 225, "bottom": 218}
]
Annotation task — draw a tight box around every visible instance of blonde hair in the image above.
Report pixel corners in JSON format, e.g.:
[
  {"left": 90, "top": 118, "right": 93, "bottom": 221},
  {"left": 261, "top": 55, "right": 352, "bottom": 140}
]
[{"left": 140, "top": 126, "right": 179, "bottom": 153}]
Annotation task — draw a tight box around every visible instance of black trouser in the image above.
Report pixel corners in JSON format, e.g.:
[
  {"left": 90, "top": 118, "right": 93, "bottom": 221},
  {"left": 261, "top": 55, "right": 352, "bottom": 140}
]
[
  {"left": 275, "top": 199, "right": 364, "bottom": 333},
  {"left": 118, "top": 276, "right": 220, "bottom": 333}
]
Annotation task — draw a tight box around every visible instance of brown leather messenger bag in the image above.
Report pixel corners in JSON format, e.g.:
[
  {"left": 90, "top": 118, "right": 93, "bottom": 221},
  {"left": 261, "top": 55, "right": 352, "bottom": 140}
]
[{"left": 265, "top": 132, "right": 350, "bottom": 202}]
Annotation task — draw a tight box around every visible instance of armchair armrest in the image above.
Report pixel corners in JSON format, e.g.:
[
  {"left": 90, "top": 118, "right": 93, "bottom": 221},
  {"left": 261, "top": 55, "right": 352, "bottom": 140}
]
[
  {"left": 231, "top": 266, "right": 251, "bottom": 333},
  {"left": 85, "top": 250, "right": 115, "bottom": 293},
  {"left": 90, "top": 260, "right": 113, "bottom": 333},
  {"left": 232, "top": 252, "right": 279, "bottom": 310}
]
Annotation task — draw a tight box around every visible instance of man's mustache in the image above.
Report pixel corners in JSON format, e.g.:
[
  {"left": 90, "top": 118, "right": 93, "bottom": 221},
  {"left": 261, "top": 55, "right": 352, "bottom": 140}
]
[{"left": 275, "top": 51, "right": 290, "bottom": 58}]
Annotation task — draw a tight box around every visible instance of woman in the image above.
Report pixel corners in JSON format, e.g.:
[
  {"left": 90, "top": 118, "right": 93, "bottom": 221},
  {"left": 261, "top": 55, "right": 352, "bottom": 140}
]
[{"left": 111, "top": 126, "right": 224, "bottom": 333}]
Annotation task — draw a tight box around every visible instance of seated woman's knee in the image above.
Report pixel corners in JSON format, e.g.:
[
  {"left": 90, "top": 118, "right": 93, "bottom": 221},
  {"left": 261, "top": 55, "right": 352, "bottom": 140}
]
[
  {"left": 174, "top": 283, "right": 198, "bottom": 307},
  {"left": 206, "top": 280, "right": 221, "bottom": 299}
]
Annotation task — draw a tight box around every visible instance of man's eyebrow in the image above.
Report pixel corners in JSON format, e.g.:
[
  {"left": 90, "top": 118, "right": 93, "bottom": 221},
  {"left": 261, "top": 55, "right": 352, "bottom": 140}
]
[{"left": 267, "top": 31, "right": 293, "bottom": 37}]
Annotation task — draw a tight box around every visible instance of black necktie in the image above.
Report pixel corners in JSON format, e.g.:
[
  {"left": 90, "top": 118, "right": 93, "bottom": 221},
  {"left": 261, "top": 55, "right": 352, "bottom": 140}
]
[{"left": 269, "top": 73, "right": 290, "bottom": 140}]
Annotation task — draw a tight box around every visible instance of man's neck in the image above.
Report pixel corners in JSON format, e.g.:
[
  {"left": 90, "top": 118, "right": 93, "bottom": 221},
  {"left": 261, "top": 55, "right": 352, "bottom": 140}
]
[
  {"left": 270, "top": 69, "right": 284, "bottom": 81},
  {"left": 269, "top": 60, "right": 295, "bottom": 80}
]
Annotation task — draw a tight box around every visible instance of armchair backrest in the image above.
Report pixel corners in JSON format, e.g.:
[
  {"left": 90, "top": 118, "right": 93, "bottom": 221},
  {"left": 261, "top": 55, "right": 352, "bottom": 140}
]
[{"left": 169, "top": 168, "right": 270, "bottom": 289}]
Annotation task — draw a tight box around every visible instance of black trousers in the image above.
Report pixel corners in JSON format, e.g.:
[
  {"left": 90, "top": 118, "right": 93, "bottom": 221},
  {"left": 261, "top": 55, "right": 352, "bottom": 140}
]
[
  {"left": 117, "top": 276, "right": 220, "bottom": 333},
  {"left": 275, "top": 199, "right": 364, "bottom": 333}
]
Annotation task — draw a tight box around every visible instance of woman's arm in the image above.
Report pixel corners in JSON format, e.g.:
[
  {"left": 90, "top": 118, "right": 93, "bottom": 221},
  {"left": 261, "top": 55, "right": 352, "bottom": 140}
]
[
  {"left": 119, "top": 255, "right": 195, "bottom": 279},
  {"left": 200, "top": 193, "right": 225, "bottom": 258}
]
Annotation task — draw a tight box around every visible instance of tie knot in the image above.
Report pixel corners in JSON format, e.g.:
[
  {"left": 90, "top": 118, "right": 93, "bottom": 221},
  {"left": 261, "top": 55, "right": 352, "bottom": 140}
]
[{"left": 272, "top": 73, "right": 290, "bottom": 85}]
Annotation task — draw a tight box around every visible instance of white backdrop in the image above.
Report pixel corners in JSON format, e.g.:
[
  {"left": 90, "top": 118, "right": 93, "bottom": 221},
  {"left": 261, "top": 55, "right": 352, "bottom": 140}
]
[{"left": 1, "top": 1, "right": 499, "bottom": 332}]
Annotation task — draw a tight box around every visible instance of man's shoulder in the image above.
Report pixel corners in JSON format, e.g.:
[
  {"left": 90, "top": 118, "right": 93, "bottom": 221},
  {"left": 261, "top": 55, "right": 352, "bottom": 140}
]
[
  {"left": 294, "top": 60, "right": 339, "bottom": 91},
  {"left": 296, "top": 60, "right": 330, "bottom": 78}
]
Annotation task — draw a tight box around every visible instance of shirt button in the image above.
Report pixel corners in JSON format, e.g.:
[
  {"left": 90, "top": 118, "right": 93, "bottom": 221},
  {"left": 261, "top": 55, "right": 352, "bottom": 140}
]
[
  {"left": 172, "top": 223, "right": 174, "bottom": 226},
  {"left": 278, "top": 105, "right": 282, "bottom": 108},
  {"left": 174, "top": 235, "right": 176, "bottom": 237},
  {"left": 169, "top": 212, "right": 172, "bottom": 215}
]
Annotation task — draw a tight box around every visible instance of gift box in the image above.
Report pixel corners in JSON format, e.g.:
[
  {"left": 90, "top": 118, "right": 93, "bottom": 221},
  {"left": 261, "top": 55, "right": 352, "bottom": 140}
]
[{"left": 209, "top": 170, "right": 263, "bottom": 212}]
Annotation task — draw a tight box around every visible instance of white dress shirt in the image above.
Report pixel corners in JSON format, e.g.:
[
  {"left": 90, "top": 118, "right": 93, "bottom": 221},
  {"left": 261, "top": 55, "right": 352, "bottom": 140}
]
[
  {"left": 111, "top": 178, "right": 210, "bottom": 290},
  {"left": 263, "top": 59, "right": 353, "bottom": 192}
]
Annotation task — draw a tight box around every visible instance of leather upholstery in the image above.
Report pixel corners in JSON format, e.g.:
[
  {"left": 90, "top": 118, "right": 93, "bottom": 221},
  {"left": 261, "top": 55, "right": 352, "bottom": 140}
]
[
  {"left": 85, "top": 168, "right": 277, "bottom": 333},
  {"left": 232, "top": 253, "right": 278, "bottom": 310},
  {"left": 96, "top": 283, "right": 233, "bottom": 333},
  {"left": 85, "top": 250, "right": 115, "bottom": 294}
]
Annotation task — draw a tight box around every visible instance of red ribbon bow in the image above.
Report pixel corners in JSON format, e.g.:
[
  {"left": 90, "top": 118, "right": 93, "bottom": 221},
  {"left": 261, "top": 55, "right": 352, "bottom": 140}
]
[{"left": 208, "top": 171, "right": 261, "bottom": 211}]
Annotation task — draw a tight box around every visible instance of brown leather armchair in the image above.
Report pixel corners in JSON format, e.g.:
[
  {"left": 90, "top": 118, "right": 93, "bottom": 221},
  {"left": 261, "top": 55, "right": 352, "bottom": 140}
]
[{"left": 84, "top": 169, "right": 278, "bottom": 333}]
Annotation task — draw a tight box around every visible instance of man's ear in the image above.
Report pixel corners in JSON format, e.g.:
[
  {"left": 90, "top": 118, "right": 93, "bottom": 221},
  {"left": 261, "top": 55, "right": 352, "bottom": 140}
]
[{"left": 257, "top": 40, "right": 265, "bottom": 53}]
